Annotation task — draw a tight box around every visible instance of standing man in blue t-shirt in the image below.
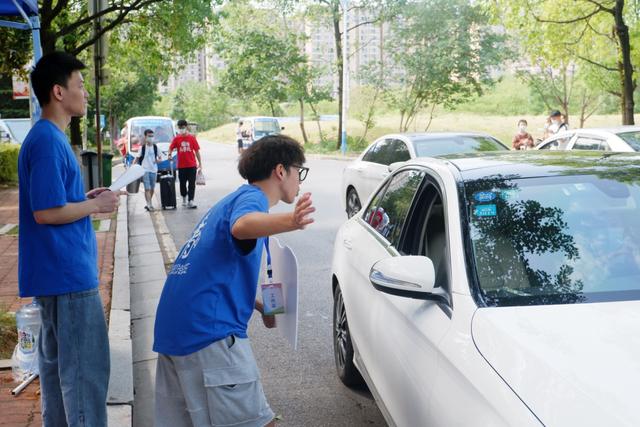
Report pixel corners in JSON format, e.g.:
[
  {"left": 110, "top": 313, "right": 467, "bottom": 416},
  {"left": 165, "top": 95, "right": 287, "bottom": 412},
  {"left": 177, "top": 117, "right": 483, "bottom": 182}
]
[
  {"left": 153, "top": 135, "right": 314, "bottom": 426},
  {"left": 18, "top": 52, "right": 122, "bottom": 427}
]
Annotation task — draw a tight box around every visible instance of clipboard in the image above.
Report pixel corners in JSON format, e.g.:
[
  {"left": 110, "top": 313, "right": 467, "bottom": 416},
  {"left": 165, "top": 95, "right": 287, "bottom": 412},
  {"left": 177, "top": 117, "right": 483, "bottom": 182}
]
[{"left": 260, "top": 236, "right": 299, "bottom": 350}]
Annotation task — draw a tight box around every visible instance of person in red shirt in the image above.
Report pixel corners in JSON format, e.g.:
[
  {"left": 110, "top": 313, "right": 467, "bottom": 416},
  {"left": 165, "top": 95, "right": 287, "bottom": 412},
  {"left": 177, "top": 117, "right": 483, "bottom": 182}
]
[{"left": 169, "top": 119, "right": 202, "bottom": 208}]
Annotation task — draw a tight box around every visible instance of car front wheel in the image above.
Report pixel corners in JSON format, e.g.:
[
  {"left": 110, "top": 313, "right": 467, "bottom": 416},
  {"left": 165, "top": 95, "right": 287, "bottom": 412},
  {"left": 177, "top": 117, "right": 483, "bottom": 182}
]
[
  {"left": 346, "top": 188, "right": 361, "bottom": 218},
  {"left": 333, "top": 284, "right": 364, "bottom": 387}
]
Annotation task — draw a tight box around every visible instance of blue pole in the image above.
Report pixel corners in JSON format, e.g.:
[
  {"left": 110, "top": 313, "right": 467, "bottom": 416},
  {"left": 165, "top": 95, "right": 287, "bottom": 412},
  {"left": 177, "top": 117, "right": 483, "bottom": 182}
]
[{"left": 29, "top": 15, "right": 42, "bottom": 123}]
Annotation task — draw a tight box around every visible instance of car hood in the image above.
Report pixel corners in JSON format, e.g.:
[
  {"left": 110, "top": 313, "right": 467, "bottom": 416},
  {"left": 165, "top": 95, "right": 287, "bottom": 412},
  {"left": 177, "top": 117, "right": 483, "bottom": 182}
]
[{"left": 472, "top": 301, "right": 640, "bottom": 426}]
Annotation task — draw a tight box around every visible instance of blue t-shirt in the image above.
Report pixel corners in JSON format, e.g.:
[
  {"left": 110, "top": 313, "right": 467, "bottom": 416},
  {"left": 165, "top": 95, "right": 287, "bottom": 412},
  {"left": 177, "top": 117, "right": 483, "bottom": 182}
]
[
  {"left": 18, "top": 119, "right": 98, "bottom": 297},
  {"left": 153, "top": 184, "right": 269, "bottom": 356}
]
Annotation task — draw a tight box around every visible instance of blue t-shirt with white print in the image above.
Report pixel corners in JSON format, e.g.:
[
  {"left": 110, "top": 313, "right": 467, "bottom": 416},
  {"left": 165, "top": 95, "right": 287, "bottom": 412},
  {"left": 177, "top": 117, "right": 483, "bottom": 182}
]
[
  {"left": 153, "top": 184, "right": 269, "bottom": 356},
  {"left": 18, "top": 119, "right": 98, "bottom": 297}
]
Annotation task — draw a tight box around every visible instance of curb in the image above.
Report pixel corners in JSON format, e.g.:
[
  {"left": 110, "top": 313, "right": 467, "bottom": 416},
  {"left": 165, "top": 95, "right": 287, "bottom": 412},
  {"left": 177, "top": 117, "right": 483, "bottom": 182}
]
[{"left": 107, "top": 195, "right": 133, "bottom": 425}]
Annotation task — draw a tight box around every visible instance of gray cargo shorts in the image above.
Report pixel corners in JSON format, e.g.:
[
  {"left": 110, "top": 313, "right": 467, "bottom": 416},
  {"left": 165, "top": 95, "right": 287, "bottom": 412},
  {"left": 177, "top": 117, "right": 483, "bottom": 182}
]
[{"left": 155, "top": 336, "right": 275, "bottom": 427}]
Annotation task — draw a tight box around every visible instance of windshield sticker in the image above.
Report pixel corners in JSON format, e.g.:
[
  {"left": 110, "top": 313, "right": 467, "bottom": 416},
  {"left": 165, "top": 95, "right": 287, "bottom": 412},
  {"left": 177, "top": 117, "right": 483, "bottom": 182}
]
[
  {"left": 474, "top": 204, "right": 497, "bottom": 217},
  {"left": 499, "top": 189, "right": 518, "bottom": 200},
  {"left": 473, "top": 191, "right": 496, "bottom": 203}
]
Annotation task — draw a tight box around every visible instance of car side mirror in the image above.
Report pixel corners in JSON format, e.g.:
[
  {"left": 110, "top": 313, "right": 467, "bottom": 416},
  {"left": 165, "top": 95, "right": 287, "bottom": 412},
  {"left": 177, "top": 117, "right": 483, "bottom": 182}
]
[
  {"left": 369, "top": 256, "right": 448, "bottom": 304},
  {"left": 388, "top": 162, "right": 405, "bottom": 173}
]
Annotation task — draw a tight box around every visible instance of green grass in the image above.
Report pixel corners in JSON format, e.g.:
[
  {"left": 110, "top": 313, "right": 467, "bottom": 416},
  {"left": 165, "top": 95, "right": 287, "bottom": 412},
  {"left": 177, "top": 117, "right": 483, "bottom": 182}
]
[
  {"left": 6, "top": 225, "right": 18, "bottom": 235},
  {"left": 199, "top": 112, "right": 640, "bottom": 154},
  {"left": 0, "top": 309, "right": 17, "bottom": 359}
]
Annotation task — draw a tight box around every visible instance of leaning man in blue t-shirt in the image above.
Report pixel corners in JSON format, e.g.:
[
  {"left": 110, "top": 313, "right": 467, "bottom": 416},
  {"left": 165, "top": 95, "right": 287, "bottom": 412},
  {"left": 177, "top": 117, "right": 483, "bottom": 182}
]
[
  {"left": 18, "top": 52, "right": 122, "bottom": 426},
  {"left": 153, "top": 135, "right": 314, "bottom": 426}
]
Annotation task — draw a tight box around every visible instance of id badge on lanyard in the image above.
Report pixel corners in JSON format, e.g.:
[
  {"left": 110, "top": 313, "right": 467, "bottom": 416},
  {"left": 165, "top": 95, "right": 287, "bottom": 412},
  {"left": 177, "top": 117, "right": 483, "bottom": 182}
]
[{"left": 261, "top": 237, "right": 285, "bottom": 315}]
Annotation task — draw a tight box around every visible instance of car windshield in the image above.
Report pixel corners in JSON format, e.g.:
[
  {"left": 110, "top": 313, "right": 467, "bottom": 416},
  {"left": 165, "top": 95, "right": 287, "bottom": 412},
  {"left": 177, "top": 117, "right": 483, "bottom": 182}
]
[
  {"left": 413, "top": 136, "right": 506, "bottom": 157},
  {"left": 5, "top": 120, "right": 30, "bottom": 143},
  {"left": 616, "top": 131, "right": 640, "bottom": 151},
  {"left": 130, "top": 119, "right": 174, "bottom": 148},
  {"left": 254, "top": 120, "right": 280, "bottom": 135},
  {"left": 466, "top": 174, "right": 640, "bottom": 306}
]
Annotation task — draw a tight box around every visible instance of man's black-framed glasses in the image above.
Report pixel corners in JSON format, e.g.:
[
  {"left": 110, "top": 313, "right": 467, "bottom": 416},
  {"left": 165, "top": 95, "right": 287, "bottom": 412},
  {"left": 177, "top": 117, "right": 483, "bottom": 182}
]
[{"left": 292, "top": 165, "right": 309, "bottom": 182}]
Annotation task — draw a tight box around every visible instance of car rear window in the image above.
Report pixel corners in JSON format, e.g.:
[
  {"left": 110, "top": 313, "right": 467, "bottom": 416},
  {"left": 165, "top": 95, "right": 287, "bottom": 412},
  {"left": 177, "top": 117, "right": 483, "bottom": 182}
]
[
  {"left": 616, "top": 131, "right": 640, "bottom": 151},
  {"left": 413, "top": 136, "right": 507, "bottom": 157}
]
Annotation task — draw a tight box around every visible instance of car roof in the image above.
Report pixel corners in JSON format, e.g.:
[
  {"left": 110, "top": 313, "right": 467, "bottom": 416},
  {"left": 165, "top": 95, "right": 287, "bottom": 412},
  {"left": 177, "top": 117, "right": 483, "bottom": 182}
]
[
  {"left": 242, "top": 116, "right": 279, "bottom": 121},
  {"left": 406, "top": 151, "right": 640, "bottom": 181},
  {"left": 382, "top": 131, "right": 499, "bottom": 141},
  {"left": 544, "top": 126, "right": 640, "bottom": 139},
  {"left": 0, "top": 118, "right": 30, "bottom": 122},
  {"left": 126, "top": 116, "right": 173, "bottom": 123},
  {"left": 570, "top": 126, "right": 640, "bottom": 134}
]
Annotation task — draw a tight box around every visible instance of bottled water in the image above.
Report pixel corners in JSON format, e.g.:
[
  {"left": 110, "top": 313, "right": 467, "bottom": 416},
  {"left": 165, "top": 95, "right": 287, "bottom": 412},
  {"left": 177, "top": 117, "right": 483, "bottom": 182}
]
[{"left": 11, "top": 302, "right": 41, "bottom": 381}]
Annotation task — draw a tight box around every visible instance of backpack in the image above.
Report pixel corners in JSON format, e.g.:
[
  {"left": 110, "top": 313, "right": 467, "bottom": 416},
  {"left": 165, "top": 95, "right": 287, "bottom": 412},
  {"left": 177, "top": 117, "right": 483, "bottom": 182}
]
[{"left": 137, "top": 143, "right": 158, "bottom": 165}]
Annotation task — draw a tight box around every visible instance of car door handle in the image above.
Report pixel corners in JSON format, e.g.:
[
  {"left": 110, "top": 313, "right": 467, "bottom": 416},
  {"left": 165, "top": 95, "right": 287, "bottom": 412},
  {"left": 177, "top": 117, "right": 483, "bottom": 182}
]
[{"left": 343, "top": 238, "right": 353, "bottom": 250}]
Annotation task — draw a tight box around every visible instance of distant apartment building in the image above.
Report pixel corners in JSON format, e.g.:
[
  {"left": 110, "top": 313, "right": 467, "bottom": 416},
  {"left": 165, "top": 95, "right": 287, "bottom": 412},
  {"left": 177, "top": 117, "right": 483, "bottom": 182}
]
[
  {"left": 160, "top": 47, "right": 224, "bottom": 93},
  {"left": 164, "top": 8, "right": 398, "bottom": 95}
]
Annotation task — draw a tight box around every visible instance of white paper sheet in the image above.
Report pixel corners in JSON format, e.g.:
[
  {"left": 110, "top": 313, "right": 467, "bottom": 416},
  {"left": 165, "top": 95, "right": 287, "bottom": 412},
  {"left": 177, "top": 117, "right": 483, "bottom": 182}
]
[
  {"left": 108, "top": 164, "right": 145, "bottom": 191},
  {"left": 261, "top": 237, "right": 299, "bottom": 350}
]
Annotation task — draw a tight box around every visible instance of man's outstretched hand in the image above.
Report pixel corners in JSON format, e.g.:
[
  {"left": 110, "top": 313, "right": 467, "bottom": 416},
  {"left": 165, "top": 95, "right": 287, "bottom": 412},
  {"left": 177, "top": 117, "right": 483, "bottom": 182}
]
[{"left": 292, "top": 192, "right": 315, "bottom": 230}]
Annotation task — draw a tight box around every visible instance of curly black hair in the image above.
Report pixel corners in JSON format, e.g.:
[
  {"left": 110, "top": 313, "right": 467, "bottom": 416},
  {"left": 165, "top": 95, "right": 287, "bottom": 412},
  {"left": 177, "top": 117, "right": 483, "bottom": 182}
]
[{"left": 238, "top": 135, "right": 305, "bottom": 183}]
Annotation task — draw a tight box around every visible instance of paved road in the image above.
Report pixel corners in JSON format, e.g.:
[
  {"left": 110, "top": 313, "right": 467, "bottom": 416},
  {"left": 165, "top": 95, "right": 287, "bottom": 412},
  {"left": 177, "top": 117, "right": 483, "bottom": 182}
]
[{"left": 158, "top": 140, "right": 386, "bottom": 426}]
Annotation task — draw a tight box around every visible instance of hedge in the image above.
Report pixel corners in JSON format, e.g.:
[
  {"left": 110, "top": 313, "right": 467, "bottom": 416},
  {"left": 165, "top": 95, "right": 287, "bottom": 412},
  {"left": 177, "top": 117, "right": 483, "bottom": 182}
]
[{"left": 0, "top": 144, "right": 20, "bottom": 184}]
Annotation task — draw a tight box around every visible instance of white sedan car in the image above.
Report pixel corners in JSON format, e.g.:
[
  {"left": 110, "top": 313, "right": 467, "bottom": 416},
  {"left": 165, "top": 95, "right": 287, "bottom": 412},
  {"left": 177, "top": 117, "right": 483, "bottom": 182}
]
[
  {"left": 535, "top": 126, "right": 640, "bottom": 152},
  {"left": 342, "top": 132, "right": 508, "bottom": 217},
  {"left": 332, "top": 151, "right": 640, "bottom": 426}
]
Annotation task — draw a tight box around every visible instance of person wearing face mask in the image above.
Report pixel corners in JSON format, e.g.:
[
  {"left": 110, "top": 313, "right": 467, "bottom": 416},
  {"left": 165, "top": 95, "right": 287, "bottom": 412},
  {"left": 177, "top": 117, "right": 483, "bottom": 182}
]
[
  {"left": 512, "top": 119, "right": 534, "bottom": 150},
  {"left": 169, "top": 119, "right": 202, "bottom": 209},
  {"left": 548, "top": 110, "right": 569, "bottom": 135},
  {"left": 137, "top": 129, "right": 161, "bottom": 211},
  {"left": 153, "top": 135, "right": 314, "bottom": 427}
]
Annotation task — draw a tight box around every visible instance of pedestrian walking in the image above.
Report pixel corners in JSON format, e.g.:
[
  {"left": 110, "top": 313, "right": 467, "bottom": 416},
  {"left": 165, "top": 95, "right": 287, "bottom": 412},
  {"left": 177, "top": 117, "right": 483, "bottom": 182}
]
[
  {"left": 237, "top": 120, "right": 245, "bottom": 154},
  {"left": 169, "top": 119, "right": 202, "bottom": 209},
  {"left": 137, "top": 128, "right": 161, "bottom": 211},
  {"left": 153, "top": 134, "right": 314, "bottom": 427},
  {"left": 512, "top": 119, "right": 534, "bottom": 150},
  {"left": 17, "top": 51, "right": 122, "bottom": 427}
]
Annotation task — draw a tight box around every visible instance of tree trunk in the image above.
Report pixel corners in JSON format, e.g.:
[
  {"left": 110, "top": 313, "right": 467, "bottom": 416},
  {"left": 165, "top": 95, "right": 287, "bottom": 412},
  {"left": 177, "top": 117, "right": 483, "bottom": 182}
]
[
  {"left": 309, "top": 103, "right": 325, "bottom": 142},
  {"left": 298, "top": 99, "right": 309, "bottom": 145},
  {"left": 332, "top": 1, "right": 344, "bottom": 150},
  {"left": 614, "top": 0, "right": 636, "bottom": 125}
]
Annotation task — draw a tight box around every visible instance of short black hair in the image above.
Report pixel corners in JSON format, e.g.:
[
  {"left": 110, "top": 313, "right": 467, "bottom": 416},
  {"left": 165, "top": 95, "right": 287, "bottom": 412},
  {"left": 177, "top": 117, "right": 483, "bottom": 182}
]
[
  {"left": 238, "top": 135, "right": 305, "bottom": 183},
  {"left": 144, "top": 129, "right": 154, "bottom": 136},
  {"left": 30, "top": 51, "right": 86, "bottom": 106},
  {"left": 177, "top": 119, "right": 188, "bottom": 127},
  {"left": 550, "top": 110, "right": 562, "bottom": 117}
]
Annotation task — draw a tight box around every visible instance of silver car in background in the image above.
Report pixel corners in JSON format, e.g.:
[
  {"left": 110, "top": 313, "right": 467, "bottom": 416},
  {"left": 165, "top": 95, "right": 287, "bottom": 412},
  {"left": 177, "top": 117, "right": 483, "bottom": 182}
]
[
  {"left": 535, "top": 126, "right": 640, "bottom": 152},
  {"left": 341, "top": 132, "right": 509, "bottom": 217},
  {"left": 0, "top": 118, "right": 31, "bottom": 144}
]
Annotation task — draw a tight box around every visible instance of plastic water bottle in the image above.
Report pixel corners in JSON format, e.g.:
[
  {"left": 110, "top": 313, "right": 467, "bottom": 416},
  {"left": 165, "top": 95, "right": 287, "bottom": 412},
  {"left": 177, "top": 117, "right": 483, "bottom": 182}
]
[{"left": 12, "top": 302, "right": 41, "bottom": 381}]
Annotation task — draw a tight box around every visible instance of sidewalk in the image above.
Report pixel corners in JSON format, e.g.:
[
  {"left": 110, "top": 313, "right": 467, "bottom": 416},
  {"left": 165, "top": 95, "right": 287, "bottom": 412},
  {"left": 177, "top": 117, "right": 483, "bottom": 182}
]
[{"left": 0, "top": 185, "right": 119, "bottom": 426}]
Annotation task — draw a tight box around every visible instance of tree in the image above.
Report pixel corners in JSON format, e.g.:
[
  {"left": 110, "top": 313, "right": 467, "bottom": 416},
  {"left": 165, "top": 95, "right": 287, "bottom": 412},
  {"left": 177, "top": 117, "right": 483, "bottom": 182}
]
[
  {"left": 277, "top": 0, "right": 404, "bottom": 149},
  {"left": 212, "top": 1, "right": 331, "bottom": 143},
  {"left": 0, "top": 0, "right": 220, "bottom": 147},
  {"left": 490, "top": 0, "right": 639, "bottom": 124},
  {"left": 385, "top": 0, "right": 508, "bottom": 132}
]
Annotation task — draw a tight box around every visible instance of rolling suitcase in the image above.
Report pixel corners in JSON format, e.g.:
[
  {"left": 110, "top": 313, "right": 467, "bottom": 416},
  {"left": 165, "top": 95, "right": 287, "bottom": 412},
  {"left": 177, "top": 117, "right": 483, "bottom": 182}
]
[{"left": 159, "top": 172, "right": 177, "bottom": 209}]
